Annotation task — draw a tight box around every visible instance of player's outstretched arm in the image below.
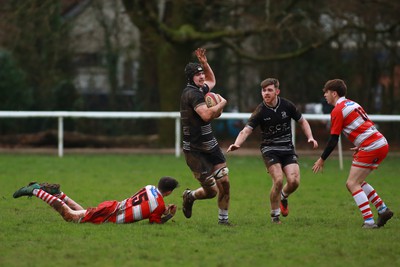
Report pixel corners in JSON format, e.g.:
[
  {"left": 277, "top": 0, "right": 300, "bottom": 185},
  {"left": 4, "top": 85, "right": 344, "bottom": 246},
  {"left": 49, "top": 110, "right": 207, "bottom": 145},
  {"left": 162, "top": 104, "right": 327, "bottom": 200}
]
[
  {"left": 161, "top": 204, "right": 177, "bottom": 224},
  {"left": 312, "top": 158, "right": 324, "bottom": 173},
  {"left": 227, "top": 127, "right": 253, "bottom": 153},
  {"left": 298, "top": 118, "right": 318, "bottom": 149}
]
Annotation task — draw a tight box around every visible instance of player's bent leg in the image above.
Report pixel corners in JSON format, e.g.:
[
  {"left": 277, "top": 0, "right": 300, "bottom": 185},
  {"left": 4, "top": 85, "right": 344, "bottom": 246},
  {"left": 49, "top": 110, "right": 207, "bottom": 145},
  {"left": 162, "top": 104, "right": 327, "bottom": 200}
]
[
  {"left": 268, "top": 165, "right": 284, "bottom": 211},
  {"left": 216, "top": 176, "right": 232, "bottom": 225},
  {"left": 182, "top": 174, "right": 217, "bottom": 219},
  {"left": 213, "top": 164, "right": 232, "bottom": 225},
  {"left": 347, "top": 167, "right": 378, "bottom": 226},
  {"left": 216, "top": 176, "right": 230, "bottom": 210},
  {"left": 197, "top": 173, "right": 218, "bottom": 199},
  {"left": 280, "top": 164, "right": 301, "bottom": 217},
  {"left": 282, "top": 164, "right": 300, "bottom": 194},
  {"left": 213, "top": 165, "right": 230, "bottom": 207},
  {"left": 346, "top": 167, "right": 371, "bottom": 193}
]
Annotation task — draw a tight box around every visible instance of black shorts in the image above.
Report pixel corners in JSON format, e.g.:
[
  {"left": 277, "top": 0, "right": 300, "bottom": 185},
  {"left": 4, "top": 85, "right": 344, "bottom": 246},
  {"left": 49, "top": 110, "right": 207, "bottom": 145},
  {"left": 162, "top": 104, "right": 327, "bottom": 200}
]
[
  {"left": 261, "top": 149, "right": 298, "bottom": 168},
  {"left": 183, "top": 147, "right": 226, "bottom": 180}
]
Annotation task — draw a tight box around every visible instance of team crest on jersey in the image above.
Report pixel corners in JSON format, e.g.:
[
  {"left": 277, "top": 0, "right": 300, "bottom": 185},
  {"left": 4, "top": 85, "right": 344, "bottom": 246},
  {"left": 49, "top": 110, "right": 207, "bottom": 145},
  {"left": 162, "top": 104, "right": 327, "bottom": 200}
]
[{"left": 281, "top": 111, "right": 288, "bottom": 119}]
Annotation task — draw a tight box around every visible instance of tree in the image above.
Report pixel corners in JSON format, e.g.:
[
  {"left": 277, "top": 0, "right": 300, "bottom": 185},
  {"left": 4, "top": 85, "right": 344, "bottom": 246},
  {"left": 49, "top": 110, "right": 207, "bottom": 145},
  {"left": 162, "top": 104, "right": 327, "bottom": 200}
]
[
  {"left": 0, "top": 0, "right": 77, "bottom": 111},
  {"left": 121, "top": 0, "right": 400, "bottom": 144}
]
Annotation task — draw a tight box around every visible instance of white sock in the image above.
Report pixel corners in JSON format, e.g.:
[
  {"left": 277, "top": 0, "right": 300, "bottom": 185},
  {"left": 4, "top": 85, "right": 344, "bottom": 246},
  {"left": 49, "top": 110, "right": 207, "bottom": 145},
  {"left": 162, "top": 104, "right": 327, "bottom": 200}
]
[{"left": 270, "top": 208, "right": 280, "bottom": 217}]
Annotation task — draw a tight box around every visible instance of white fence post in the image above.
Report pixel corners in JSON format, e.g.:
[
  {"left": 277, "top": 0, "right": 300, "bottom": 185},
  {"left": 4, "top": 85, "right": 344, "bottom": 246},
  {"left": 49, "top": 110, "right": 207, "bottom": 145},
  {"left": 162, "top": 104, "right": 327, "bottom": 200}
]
[
  {"left": 175, "top": 117, "right": 181, "bottom": 157},
  {"left": 58, "top": 116, "right": 64, "bottom": 158},
  {"left": 338, "top": 135, "right": 343, "bottom": 170}
]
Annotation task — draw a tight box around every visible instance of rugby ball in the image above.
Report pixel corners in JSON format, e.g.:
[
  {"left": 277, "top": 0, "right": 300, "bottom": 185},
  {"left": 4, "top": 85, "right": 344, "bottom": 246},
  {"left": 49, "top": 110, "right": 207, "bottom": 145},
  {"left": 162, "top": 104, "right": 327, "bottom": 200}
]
[{"left": 205, "top": 92, "right": 222, "bottom": 107}]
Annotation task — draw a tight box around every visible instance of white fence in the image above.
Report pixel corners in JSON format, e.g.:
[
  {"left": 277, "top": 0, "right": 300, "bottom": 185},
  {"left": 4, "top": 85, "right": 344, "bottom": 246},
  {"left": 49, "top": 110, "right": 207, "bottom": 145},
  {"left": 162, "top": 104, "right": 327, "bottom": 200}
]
[{"left": 1, "top": 111, "right": 400, "bottom": 169}]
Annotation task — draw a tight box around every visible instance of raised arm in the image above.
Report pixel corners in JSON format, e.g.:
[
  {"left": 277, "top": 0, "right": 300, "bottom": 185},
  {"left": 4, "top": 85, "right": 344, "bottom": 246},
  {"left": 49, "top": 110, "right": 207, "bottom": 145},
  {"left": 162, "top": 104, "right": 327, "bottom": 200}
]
[{"left": 195, "top": 48, "right": 216, "bottom": 90}]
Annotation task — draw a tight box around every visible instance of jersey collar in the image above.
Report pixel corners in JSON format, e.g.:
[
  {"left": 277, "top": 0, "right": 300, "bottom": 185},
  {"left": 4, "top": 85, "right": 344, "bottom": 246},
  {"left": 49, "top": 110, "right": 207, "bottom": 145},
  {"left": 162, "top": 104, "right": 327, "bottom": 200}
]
[
  {"left": 335, "top": 96, "right": 346, "bottom": 106},
  {"left": 263, "top": 96, "right": 280, "bottom": 111}
]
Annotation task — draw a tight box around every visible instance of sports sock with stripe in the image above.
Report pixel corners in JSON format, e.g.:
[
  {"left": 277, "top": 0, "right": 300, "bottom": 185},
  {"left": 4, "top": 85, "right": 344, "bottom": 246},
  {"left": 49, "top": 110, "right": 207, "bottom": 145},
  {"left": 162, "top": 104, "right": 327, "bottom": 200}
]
[
  {"left": 361, "top": 182, "right": 387, "bottom": 214},
  {"left": 352, "top": 189, "right": 375, "bottom": 224}
]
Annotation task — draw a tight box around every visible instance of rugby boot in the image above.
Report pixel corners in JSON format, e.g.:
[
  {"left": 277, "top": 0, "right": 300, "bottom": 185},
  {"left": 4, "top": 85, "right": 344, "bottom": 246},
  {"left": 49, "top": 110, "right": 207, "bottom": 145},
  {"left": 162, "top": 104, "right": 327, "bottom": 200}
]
[
  {"left": 218, "top": 219, "right": 235, "bottom": 226},
  {"left": 271, "top": 215, "right": 282, "bottom": 224},
  {"left": 377, "top": 208, "right": 394, "bottom": 227},
  {"left": 280, "top": 198, "right": 289, "bottom": 217},
  {"left": 28, "top": 182, "right": 61, "bottom": 195},
  {"left": 362, "top": 223, "right": 378, "bottom": 229},
  {"left": 13, "top": 183, "right": 41, "bottom": 198},
  {"left": 182, "top": 189, "right": 194, "bottom": 218}
]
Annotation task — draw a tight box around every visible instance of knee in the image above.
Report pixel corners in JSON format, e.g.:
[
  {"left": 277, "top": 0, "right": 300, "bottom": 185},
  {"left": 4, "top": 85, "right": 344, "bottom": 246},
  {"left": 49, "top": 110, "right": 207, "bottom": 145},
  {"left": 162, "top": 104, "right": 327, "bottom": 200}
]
[
  {"left": 345, "top": 180, "right": 355, "bottom": 192},
  {"left": 219, "top": 178, "right": 230, "bottom": 192},
  {"left": 62, "top": 211, "right": 74, "bottom": 222},
  {"left": 288, "top": 177, "right": 300, "bottom": 188},
  {"left": 206, "top": 188, "right": 218, "bottom": 198},
  {"left": 273, "top": 180, "right": 284, "bottom": 190},
  {"left": 62, "top": 210, "right": 82, "bottom": 223}
]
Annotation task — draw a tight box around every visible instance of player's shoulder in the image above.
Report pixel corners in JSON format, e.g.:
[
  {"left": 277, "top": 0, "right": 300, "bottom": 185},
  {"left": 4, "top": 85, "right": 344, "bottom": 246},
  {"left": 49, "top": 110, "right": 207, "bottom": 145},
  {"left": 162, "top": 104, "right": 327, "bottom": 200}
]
[
  {"left": 252, "top": 102, "right": 266, "bottom": 114},
  {"left": 182, "top": 85, "right": 204, "bottom": 102},
  {"left": 279, "top": 97, "right": 296, "bottom": 108}
]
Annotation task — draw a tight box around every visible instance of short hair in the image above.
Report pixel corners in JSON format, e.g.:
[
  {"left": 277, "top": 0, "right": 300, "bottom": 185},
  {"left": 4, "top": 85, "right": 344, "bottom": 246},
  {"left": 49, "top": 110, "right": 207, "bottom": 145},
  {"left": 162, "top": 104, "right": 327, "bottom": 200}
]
[
  {"left": 158, "top": 176, "right": 179, "bottom": 193},
  {"left": 323, "top": 79, "right": 347, "bottom": 97},
  {"left": 260, "top": 78, "right": 279, "bottom": 89}
]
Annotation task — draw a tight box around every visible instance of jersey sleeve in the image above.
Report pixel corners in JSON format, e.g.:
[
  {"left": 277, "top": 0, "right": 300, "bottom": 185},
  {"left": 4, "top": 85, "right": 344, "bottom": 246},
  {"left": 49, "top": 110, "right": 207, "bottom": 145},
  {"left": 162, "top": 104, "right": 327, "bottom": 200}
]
[
  {"left": 202, "top": 84, "right": 210, "bottom": 95},
  {"left": 148, "top": 203, "right": 165, "bottom": 224},
  {"left": 247, "top": 104, "right": 263, "bottom": 129},
  {"left": 191, "top": 85, "right": 209, "bottom": 110},
  {"left": 286, "top": 99, "right": 302, "bottom": 121},
  {"left": 330, "top": 106, "right": 343, "bottom": 135}
]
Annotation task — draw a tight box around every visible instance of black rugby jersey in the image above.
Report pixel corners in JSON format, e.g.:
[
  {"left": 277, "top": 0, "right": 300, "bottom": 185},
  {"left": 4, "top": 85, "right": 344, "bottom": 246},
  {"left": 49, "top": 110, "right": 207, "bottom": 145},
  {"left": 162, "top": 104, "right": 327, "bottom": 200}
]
[
  {"left": 247, "top": 97, "right": 302, "bottom": 153},
  {"left": 180, "top": 84, "right": 218, "bottom": 152}
]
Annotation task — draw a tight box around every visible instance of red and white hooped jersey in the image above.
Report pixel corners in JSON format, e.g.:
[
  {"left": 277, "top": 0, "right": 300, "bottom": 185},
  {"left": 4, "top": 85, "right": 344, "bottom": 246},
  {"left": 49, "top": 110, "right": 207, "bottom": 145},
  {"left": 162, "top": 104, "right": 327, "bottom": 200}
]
[
  {"left": 330, "top": 97, "right": 387, "bottom": 150},
  {"left": 115, "top": 185, "right": 166, "bottom": 224}
]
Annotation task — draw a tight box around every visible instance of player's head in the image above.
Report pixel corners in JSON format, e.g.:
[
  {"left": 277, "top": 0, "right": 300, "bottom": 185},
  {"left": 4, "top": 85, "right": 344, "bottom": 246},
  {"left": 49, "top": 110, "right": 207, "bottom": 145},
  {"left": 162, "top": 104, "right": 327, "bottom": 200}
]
[
  {"left": 158, "top": 176, "right": 179, "bottom": 194},
  {"left": 260, "top": 78, "right": 279, "bottom": 89},
  {"left": 323, "top": 79, "right": 347, "bottom": 97},
  {"left": 184, "top": 62, "right": 203, "bottom": 85}
]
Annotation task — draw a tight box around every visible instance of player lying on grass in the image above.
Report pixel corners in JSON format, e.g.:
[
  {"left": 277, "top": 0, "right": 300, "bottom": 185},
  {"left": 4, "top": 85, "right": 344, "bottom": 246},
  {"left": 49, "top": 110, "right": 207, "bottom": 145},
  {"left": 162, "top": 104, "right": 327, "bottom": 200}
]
[{"left": 13, "top": 176, "right": 179, "bottom": 224}]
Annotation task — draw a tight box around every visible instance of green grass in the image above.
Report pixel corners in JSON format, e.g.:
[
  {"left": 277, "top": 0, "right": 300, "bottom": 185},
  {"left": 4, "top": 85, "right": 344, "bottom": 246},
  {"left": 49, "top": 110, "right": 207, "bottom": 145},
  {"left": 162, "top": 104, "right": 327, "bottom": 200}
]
[{"left": 0, "top": 153, "right": 399, "bottom": 267}]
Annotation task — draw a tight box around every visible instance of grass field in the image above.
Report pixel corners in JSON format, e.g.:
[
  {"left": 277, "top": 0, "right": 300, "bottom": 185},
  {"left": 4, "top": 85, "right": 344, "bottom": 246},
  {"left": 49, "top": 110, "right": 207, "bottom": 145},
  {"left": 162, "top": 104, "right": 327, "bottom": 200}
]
[{"left": 0, "top": 153, "right": 399, "bottom": 267}]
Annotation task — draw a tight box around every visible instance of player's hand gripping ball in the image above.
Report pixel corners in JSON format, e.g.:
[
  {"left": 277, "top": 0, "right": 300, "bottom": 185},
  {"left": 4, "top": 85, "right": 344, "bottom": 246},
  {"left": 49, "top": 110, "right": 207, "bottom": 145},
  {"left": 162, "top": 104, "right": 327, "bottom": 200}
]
[
  {"left": 167, "top": 204, "right": 177, "bottom": 215},
  {"left": 205, "top": 92, "right": 222, "bottom": 107}
]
